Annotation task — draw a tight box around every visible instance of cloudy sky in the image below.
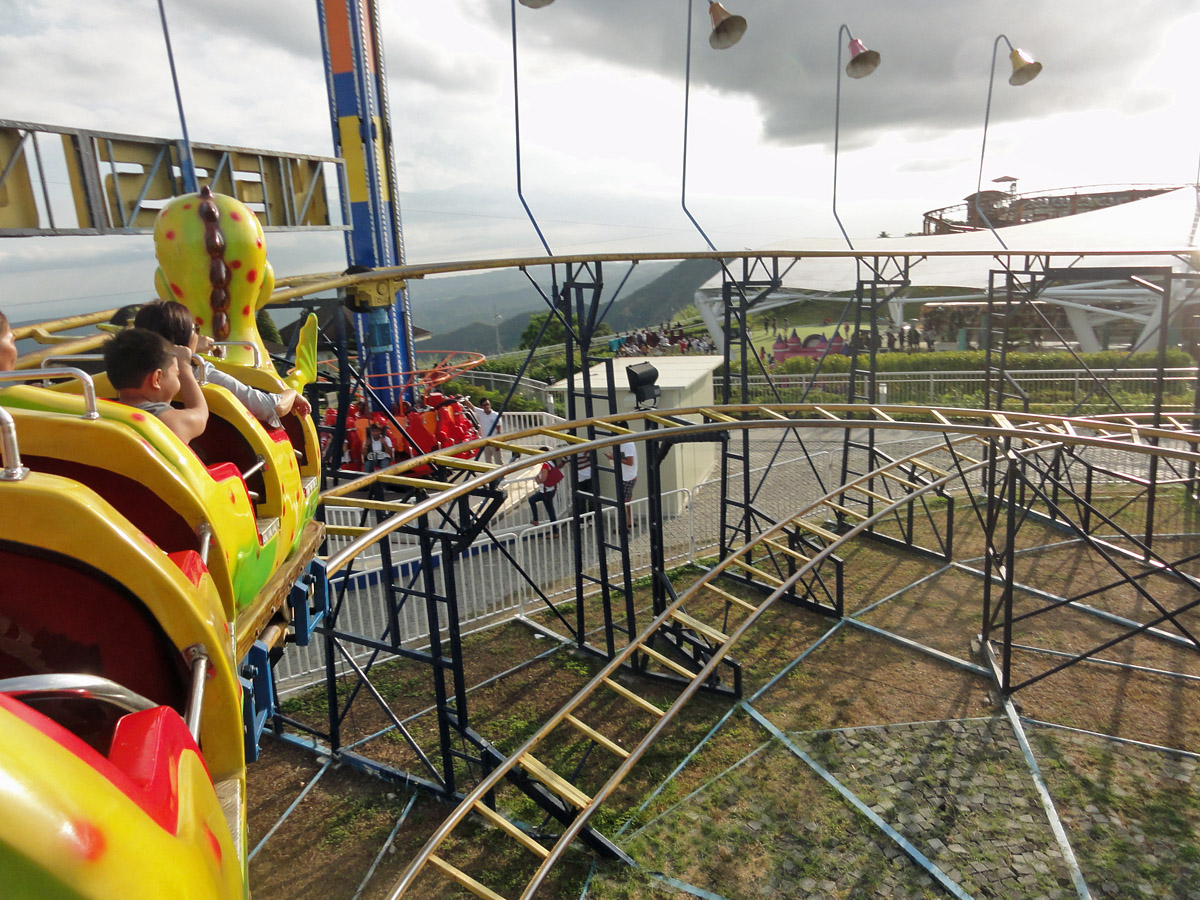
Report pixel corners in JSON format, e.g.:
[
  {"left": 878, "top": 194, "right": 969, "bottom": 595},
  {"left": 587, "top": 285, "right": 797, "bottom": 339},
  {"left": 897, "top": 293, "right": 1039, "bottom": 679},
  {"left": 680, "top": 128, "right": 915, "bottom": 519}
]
[{"left": 1, "top": 0, "right": 1197, "bottom": 322}]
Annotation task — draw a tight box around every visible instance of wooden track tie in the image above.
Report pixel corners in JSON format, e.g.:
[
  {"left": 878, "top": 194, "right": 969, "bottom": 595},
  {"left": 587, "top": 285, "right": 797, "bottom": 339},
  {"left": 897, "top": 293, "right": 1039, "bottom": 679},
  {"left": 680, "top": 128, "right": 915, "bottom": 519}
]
[
  {"left": 564, "top": 714, "right": 630, "bottom": 759},
  {"left": 325, "top": 497, "right": 415, "bottom": 512},
  {"left": 878, "top": 470, "right": 922, "bottom": 491},
  {"left": 760, "top": 538, "right": 812, "bottom": 564},
  {"left": 670, "top": 610, "right": 729, "bottom": 644},
  {"left": 518, "top": 754, "right": 592, "bottom": 809},
  {"left": 472, "top": 803, "right": 550, "bottom": 857},
  {"left": 535, "top": 428, "right": 587, "bottom": 444},
  {"left": 376, "top": 474, "right": 451, "bottom": 491},
  {"left": 601, "top": 677, "right": 666, "bottom": 717},
  {"left": 427, "top": 855, "right": 508, "bottom": 900},
  {"left": 700, "top": 583, "right": 757, "bottom": 611},
  {"left": 428, "top": 454, "right": 499, "bottom": 473},
  {"left": 638, "top": 643, "right": 696, "bottom": 679},
  {"left": 789, "top": 518, "right": 840, "bottom": 543},
  {"left": 828, "top": 501, "right": 869, "bottom": 521},
  {"left": 486, "top": 439, "right": 542, "bottom": 455},
  {"left": 729, "top": 557, "right": 786, "bottom": 587}
]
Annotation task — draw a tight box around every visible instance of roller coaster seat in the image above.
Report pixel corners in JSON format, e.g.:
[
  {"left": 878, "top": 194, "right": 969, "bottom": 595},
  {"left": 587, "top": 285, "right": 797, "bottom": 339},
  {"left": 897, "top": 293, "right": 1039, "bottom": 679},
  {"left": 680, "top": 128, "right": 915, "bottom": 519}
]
[
  {"left": 0, "top": 472, "right": 242, "bottom": 782},
  {"left": 0, "top": 388, "right": 279, "bottom": 616}
]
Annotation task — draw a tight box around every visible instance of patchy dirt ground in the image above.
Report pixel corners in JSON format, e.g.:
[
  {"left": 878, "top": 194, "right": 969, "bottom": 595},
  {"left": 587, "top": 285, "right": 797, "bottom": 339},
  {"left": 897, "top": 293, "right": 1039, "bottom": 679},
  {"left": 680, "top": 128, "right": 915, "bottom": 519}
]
[{"left": 248, "top": 492, "right": 1200, "bottom": 899}]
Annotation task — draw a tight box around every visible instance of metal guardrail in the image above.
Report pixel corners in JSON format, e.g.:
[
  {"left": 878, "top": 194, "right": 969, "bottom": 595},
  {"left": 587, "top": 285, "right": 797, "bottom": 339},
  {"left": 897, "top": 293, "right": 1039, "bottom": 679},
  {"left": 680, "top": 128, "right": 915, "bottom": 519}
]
[{"left": 724, "top": 368, "right": 1198, "bottom": 408}]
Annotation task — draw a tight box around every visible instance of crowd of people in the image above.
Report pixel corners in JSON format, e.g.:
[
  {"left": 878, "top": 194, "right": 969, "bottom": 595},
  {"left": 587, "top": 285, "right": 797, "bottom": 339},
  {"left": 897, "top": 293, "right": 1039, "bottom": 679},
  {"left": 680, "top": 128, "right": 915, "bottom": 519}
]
[{"left": 607, "top": 322, "right": 716, "bottom": 357}]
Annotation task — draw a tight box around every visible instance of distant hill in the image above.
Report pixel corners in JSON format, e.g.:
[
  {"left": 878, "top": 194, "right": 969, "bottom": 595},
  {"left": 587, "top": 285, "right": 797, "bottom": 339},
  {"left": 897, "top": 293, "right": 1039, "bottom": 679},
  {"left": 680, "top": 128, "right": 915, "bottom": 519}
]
[
  {"left": 408, "top": 262, "right": 671, "bottom": 342},
  {"left": 423, "top": 258, "right": 721, "bottom": 354}
]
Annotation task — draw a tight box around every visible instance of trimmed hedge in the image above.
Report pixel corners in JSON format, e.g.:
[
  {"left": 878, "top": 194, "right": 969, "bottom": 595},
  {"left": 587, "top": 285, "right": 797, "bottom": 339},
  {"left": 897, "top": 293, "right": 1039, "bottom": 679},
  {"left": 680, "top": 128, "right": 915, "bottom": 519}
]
[{"left": 770, "top": 348, "right": 1192, "bottom": 376}]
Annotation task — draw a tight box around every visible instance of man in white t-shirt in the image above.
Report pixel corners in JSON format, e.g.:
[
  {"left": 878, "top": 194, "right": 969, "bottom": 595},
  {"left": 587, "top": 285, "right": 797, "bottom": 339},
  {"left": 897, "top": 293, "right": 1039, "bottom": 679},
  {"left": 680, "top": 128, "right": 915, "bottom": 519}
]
[
  {"left": 470, "top": 398, "right": 502, "bottom": 465},
  {"left": 606, "top": 440, "right": 638, "bottom": 528}
]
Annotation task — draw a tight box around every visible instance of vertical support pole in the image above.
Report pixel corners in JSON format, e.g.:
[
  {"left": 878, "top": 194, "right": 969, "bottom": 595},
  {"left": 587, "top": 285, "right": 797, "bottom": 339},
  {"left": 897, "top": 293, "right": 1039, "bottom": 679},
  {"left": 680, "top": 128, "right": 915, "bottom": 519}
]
[
  {"left": 316, "top": 0, "right": 415, "bottom": 410},
  {"left": 718, "top": 278, "right": 735, "bottom": 561},
  {"left": 418, "top": 518, "right": 455, "bottom": 794},
  {"left": 647, "top": 427, "right": 668, "bottom": 618},
  {"left": 1000, "top": 446, "right": 1018, "bottom": 694},
  {"left": 1144, "top": 276, "right": 1171, "bottom": 560},
  {"left": 322, "top": 593, "right": 341, "bottom": 755}
]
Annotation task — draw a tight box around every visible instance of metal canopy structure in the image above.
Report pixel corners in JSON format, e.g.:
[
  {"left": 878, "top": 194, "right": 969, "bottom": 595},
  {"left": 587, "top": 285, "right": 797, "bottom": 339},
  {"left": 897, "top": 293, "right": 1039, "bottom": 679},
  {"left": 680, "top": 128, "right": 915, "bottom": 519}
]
[{"left": 0, "top": 120, "right": 345, "bottom": 236}]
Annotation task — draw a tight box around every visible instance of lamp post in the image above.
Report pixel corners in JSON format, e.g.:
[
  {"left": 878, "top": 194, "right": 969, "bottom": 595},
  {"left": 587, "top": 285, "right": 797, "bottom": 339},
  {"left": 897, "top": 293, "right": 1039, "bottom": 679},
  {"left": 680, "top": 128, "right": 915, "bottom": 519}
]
[
  {"left": 976, "top": 35, "right": 1042, "bottom": 249},
  {"left": 832, "top": 24, "right": 881, "bottom": 250},
  {"left": 682, "top": 2, "right": 746, "bottom": 250},
  {"left": 511, "top": 0, "right": 554, "bottom": 255}
]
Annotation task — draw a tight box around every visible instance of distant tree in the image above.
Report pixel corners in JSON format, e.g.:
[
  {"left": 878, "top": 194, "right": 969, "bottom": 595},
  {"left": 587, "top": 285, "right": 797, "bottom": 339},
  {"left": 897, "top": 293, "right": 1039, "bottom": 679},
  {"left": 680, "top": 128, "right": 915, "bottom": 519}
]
[
  {"left": 877, "top": 231, "right": 891, "bottom": 239},
  {"left": 519, "top": 312, "right": 564, "bottom": 350}
]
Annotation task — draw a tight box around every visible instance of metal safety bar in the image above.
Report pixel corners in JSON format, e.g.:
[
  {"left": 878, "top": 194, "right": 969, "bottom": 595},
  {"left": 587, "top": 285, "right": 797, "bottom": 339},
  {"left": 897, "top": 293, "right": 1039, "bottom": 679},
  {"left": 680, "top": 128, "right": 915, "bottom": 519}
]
[
  {"left": 183, "top": 645, "right": 210, "bottom": 743},
  {"left": 0, "top": 367, "right": 100, "bottom": 419},
  {"left": 0, "top": 674, "right": 157, "bottom": 713},
  {"left": 0, "top": 407, "right": 28, "bottom": 481}
]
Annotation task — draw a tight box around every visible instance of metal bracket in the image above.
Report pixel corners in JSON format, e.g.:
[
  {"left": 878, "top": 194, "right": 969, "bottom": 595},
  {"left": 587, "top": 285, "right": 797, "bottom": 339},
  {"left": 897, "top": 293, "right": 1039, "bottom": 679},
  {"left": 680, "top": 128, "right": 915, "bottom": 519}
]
[
  {"left": 344, "top": 276, "right": 406, "bottom": 311},
  {"left": 288, "top": 558, "right": 329, "bottom": 647},
  {"left": 239, "top": 640, "right": 275, "bottom": 764}
]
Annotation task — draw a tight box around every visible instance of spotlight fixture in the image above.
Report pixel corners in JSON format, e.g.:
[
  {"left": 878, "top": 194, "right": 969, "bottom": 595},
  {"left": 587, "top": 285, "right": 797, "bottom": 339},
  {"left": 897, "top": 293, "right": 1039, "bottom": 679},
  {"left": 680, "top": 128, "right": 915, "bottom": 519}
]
[
  {"left": 626, "top": 362, "right": 661, "bottom": 409},
  {"left": 832, "top": 25, "right": 882, "bottom": 250},
  {"left": 1007, "top": 46, "right": 1042, "bottom": 86}
]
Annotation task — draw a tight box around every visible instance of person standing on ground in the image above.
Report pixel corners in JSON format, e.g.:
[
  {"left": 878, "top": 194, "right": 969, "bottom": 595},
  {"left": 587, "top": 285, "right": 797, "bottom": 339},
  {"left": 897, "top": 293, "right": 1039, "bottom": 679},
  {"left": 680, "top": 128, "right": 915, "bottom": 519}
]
[
  {"left": 529, "top": 447, "right": 563, "bottom": 531},
  {"left": 468, "top": 398, "right": 502, "bottom": 465},
  {"left": 606, "top": 441, "right": 638, "bottom": 529},
  {"left": 574, "top": 449, "right": 595, "bottom": 519}
]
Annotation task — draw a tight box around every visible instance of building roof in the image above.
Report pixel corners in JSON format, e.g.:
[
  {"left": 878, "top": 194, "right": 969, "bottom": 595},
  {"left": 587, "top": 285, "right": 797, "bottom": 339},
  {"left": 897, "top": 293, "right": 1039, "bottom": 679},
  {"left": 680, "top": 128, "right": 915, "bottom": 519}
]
[
  {"left": 735, "top": 186, "right": 1199, "bottom": 293},
  {"left": 549, "top": 355, "right": 724, "bottom": 393}
]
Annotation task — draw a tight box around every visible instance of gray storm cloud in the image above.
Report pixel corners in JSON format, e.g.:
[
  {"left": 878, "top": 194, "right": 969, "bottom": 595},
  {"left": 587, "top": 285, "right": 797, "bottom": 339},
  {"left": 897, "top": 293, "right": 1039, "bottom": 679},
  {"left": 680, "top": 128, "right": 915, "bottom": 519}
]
[{"left": 488, "top": 0, "right": 1194, "bottom": 151}]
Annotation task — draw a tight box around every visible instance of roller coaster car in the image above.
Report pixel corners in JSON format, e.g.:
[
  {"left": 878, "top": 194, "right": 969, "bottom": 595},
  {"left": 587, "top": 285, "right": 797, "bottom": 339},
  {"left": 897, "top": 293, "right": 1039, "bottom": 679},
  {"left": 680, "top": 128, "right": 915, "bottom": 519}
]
[
  {"left": 0, "top": 471, "right": 246, "bottom": 897},
  {"left": 0, "top": 472, "right": 242, "bottom": 779},
  {"left": 0, "top": 686, "right": 243, "bottom": 900},
  {"left": 0, "top": 371, "right": 320, "bottom": 612}
]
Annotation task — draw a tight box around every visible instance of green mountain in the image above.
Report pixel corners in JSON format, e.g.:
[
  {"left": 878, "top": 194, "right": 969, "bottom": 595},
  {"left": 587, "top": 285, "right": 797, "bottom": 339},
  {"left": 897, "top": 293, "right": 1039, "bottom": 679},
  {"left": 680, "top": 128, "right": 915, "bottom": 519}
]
[{"left": 422, "top": 258, "right": 721, "bottom": 354}]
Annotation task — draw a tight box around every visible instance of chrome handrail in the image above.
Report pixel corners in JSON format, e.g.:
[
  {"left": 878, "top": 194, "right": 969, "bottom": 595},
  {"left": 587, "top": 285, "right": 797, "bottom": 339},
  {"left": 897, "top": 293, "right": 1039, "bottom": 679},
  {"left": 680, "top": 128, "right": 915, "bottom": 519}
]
[
  {"left": 0, "top": 673, "right": 157, "bottom": 713},
  {"left": 0, "top": 367, "right": 100, "bottom": 420},
  {"left": 0, "top": 407, "right": 28, "bottom": 481}
]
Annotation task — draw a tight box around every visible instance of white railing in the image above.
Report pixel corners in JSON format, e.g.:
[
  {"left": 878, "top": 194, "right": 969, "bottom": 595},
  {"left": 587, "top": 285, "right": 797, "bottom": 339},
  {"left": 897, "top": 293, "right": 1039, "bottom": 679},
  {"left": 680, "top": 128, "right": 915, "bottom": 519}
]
[
  {"left": 277, "top": 491, "right": 695, "bottom": 693},
  {"left": 455, "top": 371, "right": 554, "bottom": 411}
]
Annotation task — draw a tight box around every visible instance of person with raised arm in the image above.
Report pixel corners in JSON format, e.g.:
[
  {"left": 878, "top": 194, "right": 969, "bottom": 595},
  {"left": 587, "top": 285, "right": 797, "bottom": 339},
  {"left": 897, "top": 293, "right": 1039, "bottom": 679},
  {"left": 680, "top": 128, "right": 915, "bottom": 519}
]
[{"left": 104, "top": 328, "right": 208, "bottom": 443}]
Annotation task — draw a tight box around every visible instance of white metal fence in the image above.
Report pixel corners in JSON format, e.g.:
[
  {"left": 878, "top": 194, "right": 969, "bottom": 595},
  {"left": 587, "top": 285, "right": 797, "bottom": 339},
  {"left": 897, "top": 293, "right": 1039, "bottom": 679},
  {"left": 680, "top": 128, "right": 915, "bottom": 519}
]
[{"left": 456, "top": 371, "right": 554, "bottom": 411}]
